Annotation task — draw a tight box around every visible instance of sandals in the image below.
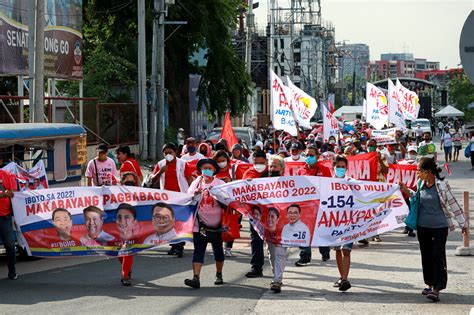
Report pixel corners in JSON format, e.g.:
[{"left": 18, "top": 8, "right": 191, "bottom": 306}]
[{"left": 426, "top": 291, "right": 440, "bottom": 302}]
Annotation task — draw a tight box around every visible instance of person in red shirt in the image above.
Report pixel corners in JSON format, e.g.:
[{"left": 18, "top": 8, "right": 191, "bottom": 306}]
[
  {"left": 0, "top": 169, "right": 18, "bottom": 279},
  {"left": 243, "top": 150, "right": 268, "bottom": 279},
  {"left": 151, "top": 143, "right": 193, "bottom": 257},
  {"left": 116, "top": 145, "right": 143, "bottom": 185},
  {"left": 296, "top": 146, "right": 322, "bottom": 176},
  {"left": 214, "top": 150, "right": 232, "bottom": 183},
  {"left": 243, "top": 150, "right": 269, "bottom": 179}
]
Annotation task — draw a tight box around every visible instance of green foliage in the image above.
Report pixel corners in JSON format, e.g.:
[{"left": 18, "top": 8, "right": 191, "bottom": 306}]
[{"left": 448, "top": 72, "right": 474, "bottom": 122}]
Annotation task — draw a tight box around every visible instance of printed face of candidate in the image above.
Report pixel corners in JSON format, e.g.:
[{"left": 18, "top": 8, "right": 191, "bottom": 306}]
[
  {"left": 152, "top": 207, "right": 175, "bottom": 235},
  {"left": 267, "top": 211, "right": 279, "bottom": 232},
  {"left": 252, "top": 208, "right": 262, "bottom": 222},
  {"left": 116, "top": 209, "right": 136, "bottom": 240},
  {"left": 287, "top": 206, "right": 300, "bottom": 224},
  {"left": 53, "top": 211, "right": 72, "bottom": 240},
  {"left": 85, "top": 211, "right": 104, "bottom": 239}
]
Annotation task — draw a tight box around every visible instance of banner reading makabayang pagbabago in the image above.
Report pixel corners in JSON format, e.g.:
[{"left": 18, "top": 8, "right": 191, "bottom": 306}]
[{"left": 12, "top": 186, "right": 197, "bottom": 257}]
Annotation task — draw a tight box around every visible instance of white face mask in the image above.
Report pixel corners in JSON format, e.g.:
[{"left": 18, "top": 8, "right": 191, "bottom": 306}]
[
  {"left": 291, "top": 154, "right": 300, "bottom": 160},
  {"left": 218, "top": 161, "right": 227, "bottom": 169},
  {"left": 254, "top": 164, "right": 266, "bottom": 173},
  {"left": 407, "top": 154, "right": 417, "bottom": 160},
  {"left": 164, "top": 154, "right": 174, "bottom": 162}
]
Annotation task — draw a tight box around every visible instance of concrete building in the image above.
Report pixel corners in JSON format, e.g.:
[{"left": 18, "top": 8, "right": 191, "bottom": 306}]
[
  {"left": 367, "top": 53, "right": 440, "bottom": 81},
  {"left": 337, "top": 43, "right": 370, "bottom": 81}
]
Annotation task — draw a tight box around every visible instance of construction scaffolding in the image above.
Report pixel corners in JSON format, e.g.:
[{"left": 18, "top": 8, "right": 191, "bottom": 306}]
[{"left": 268, "top": 0, "right": 337, "bottom": 108}]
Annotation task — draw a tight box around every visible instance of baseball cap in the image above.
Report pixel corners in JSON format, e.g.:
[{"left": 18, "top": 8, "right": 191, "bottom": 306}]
[
  {"left": 97, "top": 143, "right": 108, "bottom": 153},
  {"left": 290, "top": 142, "right": 301, "bottom": 150},
  {"left": 407, "top": 145, "right": 418, "bottom": 153}
]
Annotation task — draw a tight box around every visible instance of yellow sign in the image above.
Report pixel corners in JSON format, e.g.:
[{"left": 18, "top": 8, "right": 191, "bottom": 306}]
[{"left": 76, "top": 136, "right": 87, "bottom": 165}]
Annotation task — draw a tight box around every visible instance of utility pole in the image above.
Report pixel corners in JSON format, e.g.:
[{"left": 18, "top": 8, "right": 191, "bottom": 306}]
[
  {"left": 351, "top": 58, "right": 356, "bottom": 106},
  {"left": 157, "top": 0, "right": 165, "bottom": 158},
  {"left": 150, "top": 0, "right": 160, "bottom": 160},
  {"left": 244, "top": 0, "right": 254, "bottom": 126},
  {"left": 28, "top": 0, "right": 36, "bottom": 122},
  {"left": 137, "top": 0, "right": 148, "bottom": 158},
  {"left": 33, "top": 0, "right": 45, "bottom": 123},
  {"left": 269, "top": 0, "right": 275, "bottom": 116}
]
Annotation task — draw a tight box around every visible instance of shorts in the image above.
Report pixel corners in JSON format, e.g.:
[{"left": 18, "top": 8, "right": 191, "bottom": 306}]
[
  {"left": 192, "top": 231, "right": 225, "bottom": 263},
  {"left": 454, "top": 145, "right": 462, "bottom": 151},
  {"left": 333, "top": 243, "right": 353, "bottom": 252},
  {"left": 443, "top": 146, "right": 452, "bottom": 155}
]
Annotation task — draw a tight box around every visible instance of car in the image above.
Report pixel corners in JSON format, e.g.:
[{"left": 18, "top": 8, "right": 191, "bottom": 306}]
[
  {"left": 407, "top": 118, "right": 431, "bottom": 138},
  {"left": 206, "top": 127, "right": 261, "bottom": 146}
]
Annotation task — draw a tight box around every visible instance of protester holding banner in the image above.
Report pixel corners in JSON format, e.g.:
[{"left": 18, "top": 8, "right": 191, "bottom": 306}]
[
  {"left": 330, "top": 155, "right": 354, "bottom": 292},
  {"left": 152, "top": 143, "right": 193, "bottom": 257},
  {"left": 400, "top": 158, "right": 468, "bottom": 302},
  {"left": 214, "top": 151, "right": 233, "bottom": 183},
  {"left": 0, "top": 169, "right": 17, "bottom": 280},
  {"left": 85, "top": 144, "right": 119, "bottom": 186},
  {"left": 116, "top": 145, "right": 143, "bottom": 185},
  {"left": 181, "top": 138, "right": 205, "bottom": 162},
  {"left": 185, "top": 159, "right": 226, "bottom": 289}
]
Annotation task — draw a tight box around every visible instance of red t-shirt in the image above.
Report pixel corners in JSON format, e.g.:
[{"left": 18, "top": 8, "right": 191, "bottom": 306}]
[
  {"left": 243, "top": 167, "right": 268, "bottom": 179},
  {"left": 216, "top": 168, "right": 232, "bottom": 181},
  {"left": 120, "top": 158, "right": 143, "bottom": 178},
  {"left": 0, "top": 170, "right": 16, "bottom": 216},
  {"left": 153, "top": 160, "right": 192, "bottom": 192}
]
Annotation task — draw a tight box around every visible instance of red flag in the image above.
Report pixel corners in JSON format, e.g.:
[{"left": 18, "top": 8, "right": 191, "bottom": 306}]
[{"left": 220, "top": 112, "right": 238, "bottom": 151}]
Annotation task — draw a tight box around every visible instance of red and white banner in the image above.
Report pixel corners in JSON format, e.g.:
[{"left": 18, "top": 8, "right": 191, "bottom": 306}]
[
  {"left": 2, "top": 161, "right": 49, "bottom": 191},
  {"left": 366, "top": 82, "right": 388, "bottom": 130},
  {"left": 211, "top": 176, "right": 408, "bottom": 247},
  {"left": 372, "top": 128, "right": 397, "bottom": 145},
  {"left": 270, "top": 70, "right": 297, "bottom": 136},
  {"left": 323, "top": 103, "right": 339, "bottom": 141},
  {"left": 396, "top": 79, "right": 420, "bottom": 121},
  {"left": 346, "top": 152, "right": 379, "bottom": 181},
  {"left": 386, "top": 163, "right": 418, "bottom": 190}
]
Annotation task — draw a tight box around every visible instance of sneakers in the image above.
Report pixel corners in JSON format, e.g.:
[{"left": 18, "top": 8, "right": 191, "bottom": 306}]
[
  {"left": 270, "top": 281, "right": 282, "bottom": 293},
  {"left": 339, "top": 279, "right": 352, "bottom": 292},
  {"left": 8, "top": 273, "right": 18, "bottom": 280},
  {"left": 167, "top": 248, "right": 176, "bottom": 255},
  {"left": 224, "top": 248, "right": 233, "bottom": 257},
  {"left": 215, "top": 272, "right": 224, "bottom": 285},
  {"left": 121, "top": 277, "right": 131, "bottom": 286},
  {"left": 175, "top": 250, "right": 184, "bottom": 258},
  {"left": 402, "top": 227, "right": 409, "bottom": 234},
  {"left": 295, "top": 258, "right": 311, "bottom": 267},
  {"left": 333, "top": 278, "right": 342, "bottom": 288},
  {"left": 408, "top": 232, "right": 416, "bottom": 237},
  {"left": 322, "top": 254, "right": 330, "bottom": 262},
  {"left": 184, "top": 276, "right": 201, "bottom": 289},
  {"left": 245, "top": 269, "right": 263, "bottom": 278},
  {"left": 358, "top": 239, "right": 369, "bottom": 246}
]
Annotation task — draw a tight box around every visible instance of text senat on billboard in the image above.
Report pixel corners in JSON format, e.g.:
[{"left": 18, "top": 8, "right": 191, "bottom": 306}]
[{"left": 0, "top": 1, "right": 83, "bottom": 79}]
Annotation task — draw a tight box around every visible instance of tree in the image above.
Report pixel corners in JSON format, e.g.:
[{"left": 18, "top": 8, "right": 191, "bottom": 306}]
[{"left": 448, "top": 72, "right": 474, "bottom": 122}]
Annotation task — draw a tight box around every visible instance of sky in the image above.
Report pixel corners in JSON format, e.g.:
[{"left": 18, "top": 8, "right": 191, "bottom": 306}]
[{"left": 254, "top": 0, "right": 474, "bottom": 69}]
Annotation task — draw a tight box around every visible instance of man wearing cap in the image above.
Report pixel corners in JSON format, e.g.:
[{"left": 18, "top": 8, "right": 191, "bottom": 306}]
[
  {"left": 85, "top": 143, "right": 118, "bottom": 186},
  {"left": 151, "top": 143, "right": 193, "bottom": 257},
  {"left": 181, "top": 137, "right": 205, "bottom": 162},
  {"left": 284, "top": 143, "right": 305, "bottom": 162}
]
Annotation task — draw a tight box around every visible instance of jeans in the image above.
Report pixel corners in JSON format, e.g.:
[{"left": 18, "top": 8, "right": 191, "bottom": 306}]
[
  {"left": 417, "top": 226, "right": 449, "bottom": 290},
  {"left": 298, "top": 246, "right": 330, "bottom": 262},
  {"left": 0, "top": 215, "right": 16, "bottom": 275},
  {"left": 268, "top": 243, "right": 287, "bottom": 283},
  {"left": 250, "top": 225, "right": 264, "bottom": 271}
]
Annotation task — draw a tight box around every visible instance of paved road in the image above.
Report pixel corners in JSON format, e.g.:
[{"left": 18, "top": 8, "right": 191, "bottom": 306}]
[{"left": 0, "top": 151, "right": 473, "bottom": 314}]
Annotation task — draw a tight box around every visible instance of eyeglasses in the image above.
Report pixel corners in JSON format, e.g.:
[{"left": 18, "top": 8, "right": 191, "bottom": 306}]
[{"left": 153, "top": 215, "right": 171, "bottom": 222}]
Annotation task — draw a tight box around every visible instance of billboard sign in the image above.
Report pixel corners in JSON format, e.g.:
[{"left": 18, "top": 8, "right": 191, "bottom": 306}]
[{"left": 0, "top": 0, "right": 83, "bottom": 79}]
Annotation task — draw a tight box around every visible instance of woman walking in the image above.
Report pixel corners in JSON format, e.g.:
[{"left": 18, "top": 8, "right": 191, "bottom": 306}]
[{"left": 400, "top": 157, "right": 468, "bottom": 302}]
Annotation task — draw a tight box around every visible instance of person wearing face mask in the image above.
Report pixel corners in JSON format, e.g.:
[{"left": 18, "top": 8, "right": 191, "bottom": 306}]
[
  {"left": 185, "top": 159, "right": 226, "bottom": 289},
  {"left": 181, "top": 137, "right": 205, "bottom": 162},
  {"left": 331, "top": 155, "right": 354, "bottom": 292},
  {"left": 295, "top": 146, "right": 331, "bottom": 265},
  {"left": 399, "top": 146, "right": 419, "bottom": 165},
  {"left": 198, "top": 142, "right": 213, "bottom": 158},
  {"left": 284, "top": 143, "right": 304, "bottom": 162},
  {"left": 152, "top": 143, "right": 193, "bottom": 257},
  {"left": 243, "top": 150, "right": 268, "bottom": 278}
]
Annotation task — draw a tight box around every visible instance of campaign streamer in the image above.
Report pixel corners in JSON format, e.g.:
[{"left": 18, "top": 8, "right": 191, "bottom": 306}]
[
  {"left": 210, "top": 176, "right": 408, "bottom": 247},
  {"left": 12, "top": 186, "right": 197, "bottom": 257}
]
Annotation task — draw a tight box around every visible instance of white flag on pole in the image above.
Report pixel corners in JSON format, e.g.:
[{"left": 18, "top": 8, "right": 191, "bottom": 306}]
[
  {"left": 287, "top": 77, "right": 317, "bottom": 129},
  {"left": 396, "top": 79, "right": 420, "bottom": 121},
  {"left": 387, "top": 79, "right": 407, "bottom": 131},
  {"left": 362, "top": 98, "right": 367, "bottom": 120},
  {"left": 366, "top": 82, "right": 388, "bottom": 130},
  {"left": 323, "top": 102, "right": 339, "bottom": 141},
  {"left": 270, "top": 70, "right": 298, "bottom": 136}
]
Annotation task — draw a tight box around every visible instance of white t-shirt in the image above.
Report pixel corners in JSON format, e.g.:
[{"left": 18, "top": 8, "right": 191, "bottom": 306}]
[
  {"left": 471, "top": 136, "right": 474, "bottom": 151},
  {"left": 85, "top": 157, "right": 118, "bottom": 186},
  {"left": 442, "top": 132, "right": 453, "bottom": 147},
  {"left": 180, "top": 152, "right": 204, "bottom": 162},
  {"left": 281, "top": 220, "right": 310, "bottom": 247},
  {"left": 284, "top": 155, "right": 305, "bottom": 162}
]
